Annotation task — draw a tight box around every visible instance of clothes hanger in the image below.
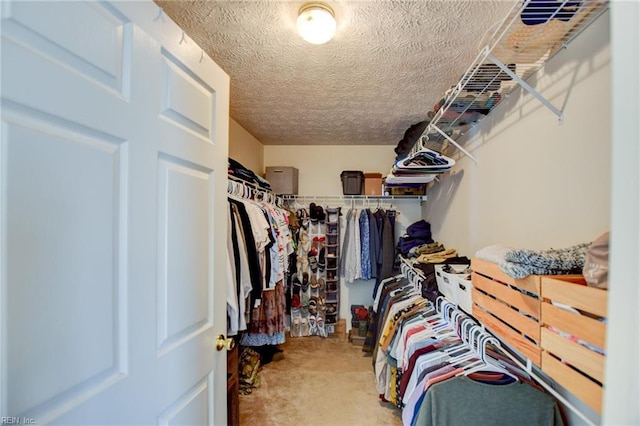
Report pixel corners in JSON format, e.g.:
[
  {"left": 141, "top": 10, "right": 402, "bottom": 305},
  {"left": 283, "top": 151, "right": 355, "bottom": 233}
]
[
  {"left": 435, "top": 296, "right": 447, "bottom": 314},
  {"left": 446, "top": 325, "right": 487, "bottom": 370},
  {"left": 413, "top": 275, "right": 423, "bottom": 293},
  {"left": 446, "top": 342, "right": 479, "bottom": 365},
  {"left": 469, "top": 325, "right": 486, "bottom": 354},
  {"left": 401, "top": 261, "right": 409, "bottom": 276},
  {"left": 460, "top": 317, "right": 477, "bottom": 346},
  {"left": 467, "top": 334, "right": 521, "bottom": 381}
]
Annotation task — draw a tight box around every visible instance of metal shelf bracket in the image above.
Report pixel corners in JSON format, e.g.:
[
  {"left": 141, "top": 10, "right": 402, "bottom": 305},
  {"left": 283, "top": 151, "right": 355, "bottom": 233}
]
[
  {"left": 431, "top": 124, "right": 479, "bottom": 165},
  {"left": 485, "top": 50, "right": 564, "bottom": 122}
]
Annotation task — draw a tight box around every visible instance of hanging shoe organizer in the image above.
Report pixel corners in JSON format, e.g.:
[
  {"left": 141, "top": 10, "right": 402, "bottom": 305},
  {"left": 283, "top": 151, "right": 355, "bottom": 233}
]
[
  {"left": 290, "top": 205, "right": 341, "bottom": 338},
  {"left": 323, "top": 207, "right": 341, "bottom": 325},
  {"left": 403, "top": 0, "right": 609, "bottom": 166}
]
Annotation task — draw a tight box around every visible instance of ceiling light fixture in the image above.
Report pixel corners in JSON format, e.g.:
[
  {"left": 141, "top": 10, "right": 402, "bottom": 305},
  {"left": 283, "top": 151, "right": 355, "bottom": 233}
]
[{"left": 297, "top": 3, "right": 336, "bottom": 45}]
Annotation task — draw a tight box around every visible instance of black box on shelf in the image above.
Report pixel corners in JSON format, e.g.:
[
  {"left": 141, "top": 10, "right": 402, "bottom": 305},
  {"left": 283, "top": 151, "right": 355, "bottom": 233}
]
[{"left": 340, "top": 170, "right": 364, "bottom": 195}]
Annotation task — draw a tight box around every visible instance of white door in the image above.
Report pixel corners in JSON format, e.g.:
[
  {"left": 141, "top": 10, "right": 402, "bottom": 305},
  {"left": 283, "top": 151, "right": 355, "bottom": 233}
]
[{"left": 1, "top": 1, "right": 230, "bottom": 424}]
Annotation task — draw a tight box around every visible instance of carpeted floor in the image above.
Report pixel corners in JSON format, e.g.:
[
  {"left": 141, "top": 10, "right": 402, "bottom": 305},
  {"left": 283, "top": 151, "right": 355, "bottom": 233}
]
[{"left": 239, "top": 335, "right": 403, "bottom": 426}]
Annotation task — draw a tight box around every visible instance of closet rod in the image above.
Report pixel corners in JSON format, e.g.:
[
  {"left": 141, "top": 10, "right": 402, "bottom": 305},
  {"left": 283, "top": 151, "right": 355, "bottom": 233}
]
[
  {"left": 491, "top": 337, "right": 597, "bottom": 426},
  {"left": 398, "top": 256, "right": 597, "bottom": 426},
  {"left": 281, "top": 194, "right": 427, "bottom": 202}
]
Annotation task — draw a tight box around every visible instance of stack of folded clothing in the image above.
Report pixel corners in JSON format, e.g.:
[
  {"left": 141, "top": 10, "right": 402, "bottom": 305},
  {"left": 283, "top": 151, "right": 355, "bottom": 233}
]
[
  {"left": 228, "top": 157, "right": 272, "bottom": 190},
  {"left": 416, "top": 248, "right": 458, "bottom": 264},
  {"left": 396, "top": 220, "right": 434, "bottom": 257},
  {"left": 406, "top": 241, "right": 445, "bottom": 258}
]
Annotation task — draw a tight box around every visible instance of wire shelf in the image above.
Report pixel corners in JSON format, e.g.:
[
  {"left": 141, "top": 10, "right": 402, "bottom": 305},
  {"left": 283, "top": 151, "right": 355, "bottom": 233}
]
[{"left": 409, "top": 0, "right": 609, "bottom": 163}]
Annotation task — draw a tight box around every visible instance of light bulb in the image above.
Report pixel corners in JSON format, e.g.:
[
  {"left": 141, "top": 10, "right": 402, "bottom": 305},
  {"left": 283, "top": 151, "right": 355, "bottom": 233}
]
[{"left": 297, "top": 4, "right": 336, "bottom": 45}]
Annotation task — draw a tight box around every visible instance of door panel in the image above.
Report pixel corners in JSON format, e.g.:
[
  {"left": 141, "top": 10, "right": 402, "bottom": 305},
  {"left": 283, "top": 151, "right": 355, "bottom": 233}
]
[
  {"left": 157, "top": 157, "right": 213, "bottom": 356},
  {"left": 1, "top": 1, "right": 229, "bottom": 424},
  {"left": 3, "top": 106, "right": 128, "bottom": 419},
  {"left": 158, "top": 377, "right": 211, "bottom": 426},
  {"left": 160, "top": 51, "right": 214, "bottom": 139},
  {"left": 3, "top": 1, "right": 132, "bottom": 96}
]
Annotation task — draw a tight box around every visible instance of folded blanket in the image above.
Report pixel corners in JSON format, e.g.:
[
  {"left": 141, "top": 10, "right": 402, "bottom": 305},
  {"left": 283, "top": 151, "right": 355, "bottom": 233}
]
[
  {"left": 504, "top": 242, "right": 590, "bottom": 270},
  {"left": 476, "top": 242, "right": 590, "bottom": 279},
  {"left": 475, "top": 244, "right": 513, "bottom": 265}
]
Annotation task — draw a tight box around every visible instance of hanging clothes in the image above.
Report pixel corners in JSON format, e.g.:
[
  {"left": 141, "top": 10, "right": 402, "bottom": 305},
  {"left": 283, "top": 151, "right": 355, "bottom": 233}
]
[
  {"left": 367, "top": 208, "right": 380, "bottom": 279},
  {"left": 341, "top": 206, "right": 396, "bottom": 285},
  {"left": 369, "top": 272, "right": 564, "bottom": 426},
  {"left": 228, "top": 198, "right": 264, "bottom": 313},
  {"left": 227, "top": 204, "right": 252, "bottom": 336},
  {"left": 360, "top": 209, "right": 372, "bottom": 280},
  {"left": 226, "top": 182, "right": 292, "bottom": 345},
  {"left": 341, "top": 207, "right": 362, "bottom": 283}
]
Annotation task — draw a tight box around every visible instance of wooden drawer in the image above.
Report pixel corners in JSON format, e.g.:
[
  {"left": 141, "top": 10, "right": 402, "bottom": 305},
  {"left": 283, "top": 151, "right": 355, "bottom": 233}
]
[{"left": 540, "top": 276, "right": 607, "bottom": 414}]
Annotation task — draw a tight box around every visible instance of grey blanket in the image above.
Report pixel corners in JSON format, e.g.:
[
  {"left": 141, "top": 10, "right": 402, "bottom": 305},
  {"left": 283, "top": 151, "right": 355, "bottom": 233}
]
[{"left": 476, "top": 243, "right": 591, "bottom": 279}]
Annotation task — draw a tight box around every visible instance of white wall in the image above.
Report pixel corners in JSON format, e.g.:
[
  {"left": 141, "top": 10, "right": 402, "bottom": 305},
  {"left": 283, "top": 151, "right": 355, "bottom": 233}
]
[
  {"left": 425, "top": 11, "right": 614, "bottom": 425},
  {"left": 229, "top": 118, "right": 263, "bottom": 174},
  {"left": 264, "top": 145, "right": 395, "bottom": 195},
  {"left": 265, "top": 145, "right": 423, "bottom": 325},
  {"left": 424, "top": 12, "right": 611, "bottom": 255}
]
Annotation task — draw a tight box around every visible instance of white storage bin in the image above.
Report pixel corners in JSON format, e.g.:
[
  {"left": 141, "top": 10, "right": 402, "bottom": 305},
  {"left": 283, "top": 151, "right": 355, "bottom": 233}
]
[
  {"left": 435, "top": 264, "right": 466, "bottom": 304},
  {"left": 455, "top": 276, "right": 473, "bottom": 314}
]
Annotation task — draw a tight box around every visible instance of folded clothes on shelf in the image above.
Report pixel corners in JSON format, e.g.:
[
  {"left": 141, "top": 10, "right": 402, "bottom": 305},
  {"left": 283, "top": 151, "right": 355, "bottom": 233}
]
[{"left": 385, "top": 173, "right": 436, "bottom": 185}]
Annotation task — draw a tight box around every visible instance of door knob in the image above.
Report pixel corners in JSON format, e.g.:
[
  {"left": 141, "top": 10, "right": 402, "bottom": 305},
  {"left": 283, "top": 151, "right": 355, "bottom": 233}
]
[{"left": 216, "top": 334, "right": 235, "bottom": 351}]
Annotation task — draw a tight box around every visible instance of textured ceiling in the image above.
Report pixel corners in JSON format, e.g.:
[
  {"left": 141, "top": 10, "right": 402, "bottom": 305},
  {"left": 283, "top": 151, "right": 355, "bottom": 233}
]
[{"left": 156, "top": 0, "right": 514, "bottom": 145}]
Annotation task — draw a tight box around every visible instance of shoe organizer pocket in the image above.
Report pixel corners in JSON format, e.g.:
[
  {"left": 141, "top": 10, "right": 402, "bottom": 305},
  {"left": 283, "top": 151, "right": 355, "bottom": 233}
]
[
  {"left": 326, "top": 258, "right": 338, "bottom": 269},
  {"left": 326, "top": 291, "right": 338, "bottom": 302},
  {"left": 325, "top": 313, "right": 338, "bottom": 324}
]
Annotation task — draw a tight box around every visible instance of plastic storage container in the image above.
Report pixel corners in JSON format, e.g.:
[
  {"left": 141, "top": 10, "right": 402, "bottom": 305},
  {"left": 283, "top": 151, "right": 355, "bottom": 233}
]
[
  {"left": 340, "top": 170, "right": 364, "bottom": 195},
  {"left": 364, "top": 172, "right": 383, "bottom": 195},
  {"left": 435, "top": 264, "right": 470, "bottom": 305},
  {"left": 455, "top": 276, "right": 473, "bottom": 314},
  {"left": 265, "top": 166, "right": 298, "bottom": 194}
]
